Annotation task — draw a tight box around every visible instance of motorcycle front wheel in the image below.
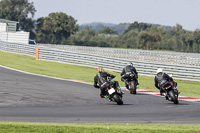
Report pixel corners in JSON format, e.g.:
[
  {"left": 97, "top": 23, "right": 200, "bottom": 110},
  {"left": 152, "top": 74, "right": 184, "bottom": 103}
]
[{"left": 169, "top": 90, "right": 179, "bottom": 104}]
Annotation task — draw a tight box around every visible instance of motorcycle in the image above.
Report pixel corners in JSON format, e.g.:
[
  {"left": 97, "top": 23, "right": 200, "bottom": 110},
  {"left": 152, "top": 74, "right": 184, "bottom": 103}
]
[
  {"left": 126, "top": 72, "right": 137, "bottom": 94},
  {"left": 162, "top": 81, "right": 179, "bottom": 104},
  {"left": 104, "top": 78, "right": 124, "bottom": 105}
]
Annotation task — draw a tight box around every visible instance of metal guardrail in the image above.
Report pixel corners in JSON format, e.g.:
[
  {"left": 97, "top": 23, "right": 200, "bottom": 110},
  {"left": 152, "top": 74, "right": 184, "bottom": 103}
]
[
  {"left": 39, "top": 44, "right": 200, "bottom": 66},
  {"left": 0, "top": 40, "right": 36, "bottom": 56},
  {"left": 1, "top": 40, "right": 200, "bottom": 82},
  {"left": 38, "top": 46, "right": 200, "bottom": 82}
]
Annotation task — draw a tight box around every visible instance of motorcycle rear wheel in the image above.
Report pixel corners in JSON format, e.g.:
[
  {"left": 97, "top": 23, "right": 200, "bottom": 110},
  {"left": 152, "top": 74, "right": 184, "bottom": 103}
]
[
  {"left": 113, "top": 94, "right": 123, "bottom": 105},
  {"left": 169, "top": 90, "right": 179, "bottom": 104},
  {"left": 129, "top": 81, "right": 136, "bottom": 94}
]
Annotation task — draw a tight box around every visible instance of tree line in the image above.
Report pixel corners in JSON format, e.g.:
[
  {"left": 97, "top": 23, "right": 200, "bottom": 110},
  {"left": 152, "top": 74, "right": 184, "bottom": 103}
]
[{"left": 0, "top": 0, "right": 200, "bottom": 53}]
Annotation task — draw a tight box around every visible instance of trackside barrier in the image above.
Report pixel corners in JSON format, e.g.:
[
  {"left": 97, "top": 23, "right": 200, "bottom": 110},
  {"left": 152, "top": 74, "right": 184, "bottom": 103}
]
[
  {"left": 37, "top": 46, "right": 200, "bottom": 82},
  {"left": 0, "top": 40, "right": 200, "bottom": 82},
  {"left": 39, "top": 44, "right": 200, "bottom": 66},
  {"left": 0, "top": 40, "right": 37, "bottom": 56}
]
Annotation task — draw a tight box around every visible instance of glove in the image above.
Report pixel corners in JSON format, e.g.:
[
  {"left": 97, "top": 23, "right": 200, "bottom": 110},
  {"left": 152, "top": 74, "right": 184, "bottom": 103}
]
[
  {"left": 94, "top": 84, "right": 99, "bottom": 88},
  {"left": 111, "top": 75, "right": 116, "bottom": 78}
]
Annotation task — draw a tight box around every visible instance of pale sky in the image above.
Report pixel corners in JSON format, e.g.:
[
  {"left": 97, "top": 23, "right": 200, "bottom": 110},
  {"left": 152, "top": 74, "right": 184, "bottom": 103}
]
[{"left": 30, "top": 0, "right": 200, "bottom": 31}]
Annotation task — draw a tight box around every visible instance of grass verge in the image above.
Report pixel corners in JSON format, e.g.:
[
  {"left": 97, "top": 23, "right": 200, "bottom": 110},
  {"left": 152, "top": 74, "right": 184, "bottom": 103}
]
[
  {"left": 0, "top": 51, "right": 200, "bottom": 131},
  {"left": 0, "top": 51, "right": 200, "bottom": 98},
  {"left": 1, "top": 122, "right": 200, "bottom": 133}
]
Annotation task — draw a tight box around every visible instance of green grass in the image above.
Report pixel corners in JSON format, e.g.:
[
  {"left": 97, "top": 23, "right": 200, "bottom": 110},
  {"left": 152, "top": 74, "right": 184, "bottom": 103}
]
[
  {"left": 0, "top": 122, "right": 200, "bottom": 133},
  {"left": 0, "top": 51, "right": 200, "bottom": 132},
  {"left": 0, "top": 51, "right": 200, "bottom": 99}
]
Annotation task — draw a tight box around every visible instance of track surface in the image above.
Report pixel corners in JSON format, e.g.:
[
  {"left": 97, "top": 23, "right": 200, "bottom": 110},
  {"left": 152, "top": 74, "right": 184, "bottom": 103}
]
[{"left": 0, "top": 66, "right": 200, "bottom": 124}]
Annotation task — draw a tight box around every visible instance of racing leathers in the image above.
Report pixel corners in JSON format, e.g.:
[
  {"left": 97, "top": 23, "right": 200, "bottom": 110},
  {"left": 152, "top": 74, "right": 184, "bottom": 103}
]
[
  {"left": 154, "top": 72, "right": 177, "bottom": 95},
  {"left": 121, "top": 65, "right": 138, "bottom": 89},
  {"left": 94, "top": 71, "right": 116, "bottom": 98}
]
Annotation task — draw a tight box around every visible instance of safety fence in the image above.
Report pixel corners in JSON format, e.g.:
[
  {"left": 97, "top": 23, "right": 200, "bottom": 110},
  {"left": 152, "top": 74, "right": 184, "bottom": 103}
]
[
  {"left": 1, "top": 40, "right": 200, "bottom": 82},
  {"left": 0, "top": 40, "right": 36, "bottom": 56},
  {"left": 39, "top": 44, "right": 200, "bottom": 66}
]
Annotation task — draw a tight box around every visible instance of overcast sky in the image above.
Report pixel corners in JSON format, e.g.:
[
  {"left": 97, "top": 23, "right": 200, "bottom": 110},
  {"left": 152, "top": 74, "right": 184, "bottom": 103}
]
[{"left": 30, "top": 0, "right": 200, "bottom": 31}]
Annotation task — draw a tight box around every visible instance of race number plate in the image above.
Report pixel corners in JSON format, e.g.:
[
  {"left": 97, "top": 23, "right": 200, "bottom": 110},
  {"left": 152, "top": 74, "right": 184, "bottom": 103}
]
[{"left": 108, "top": 88, "right": 115, "bottom": 94}]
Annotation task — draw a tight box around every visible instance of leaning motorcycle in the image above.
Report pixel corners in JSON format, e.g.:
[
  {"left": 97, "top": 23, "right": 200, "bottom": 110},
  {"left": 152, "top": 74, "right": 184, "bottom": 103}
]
[
  {"left": 162, "top": 81, "right": 179, "bottom": 104},
  {"left": 126, "top": 72, "right": 137, "bottom": 94},
  {"left": 105, "top": 78, "right": 124, "bottom": 105}
]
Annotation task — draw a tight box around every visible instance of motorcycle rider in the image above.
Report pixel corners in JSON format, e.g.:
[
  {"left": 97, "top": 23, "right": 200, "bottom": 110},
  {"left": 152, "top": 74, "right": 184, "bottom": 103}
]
[
  {"left": 94, "top": 67, "right": 116, "bottom": 98},
  {"left": 121, "top": 62, "right": 139, "bottom": 89},
  {"left": 154, "top": 68, "right": 178, "bottom": 96}
]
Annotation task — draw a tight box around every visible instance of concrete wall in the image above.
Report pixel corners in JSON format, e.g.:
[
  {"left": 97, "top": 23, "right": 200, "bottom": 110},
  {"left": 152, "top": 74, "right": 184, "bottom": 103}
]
[
  {"left": 0, "top": 19, "right": 29, "bottom": 44},
  {"left": 0, "top": 31, "right": 29, "bottom": 44},
  {"left": 0, "top": 23, "right": 7, "bottom": 32}
]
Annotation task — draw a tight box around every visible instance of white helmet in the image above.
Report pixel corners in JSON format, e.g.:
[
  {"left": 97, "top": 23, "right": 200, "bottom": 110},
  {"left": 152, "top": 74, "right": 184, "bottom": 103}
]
[
  {"left": 127, "top": 62, "right": 133, "bottom": 67},
  {"left": 157, "top": 68, "right": 163, "bottom": 73}
]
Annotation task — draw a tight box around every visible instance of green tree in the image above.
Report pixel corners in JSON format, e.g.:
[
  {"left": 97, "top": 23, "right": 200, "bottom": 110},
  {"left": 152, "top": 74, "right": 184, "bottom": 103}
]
[
  {"left": 98, "top": 27, "right": 118, "bottom": 34},
  {"left": 68, "top": 26, "right": 96, "bottom": 46},
  {"left": 36, "top": 12, "right": 79, "bottom": 44},
  {"left": 124, "top": 21, "right": 152, "bottom": 33},
  {"left": 137, "top": 32, "right": 161, "bottom": 50},
  {"left": 121, "top": 30, "right": 139, "bottom": 48},
  {"left": 0, "top": 0, "right": 36, "bottom": 38},
  {"left": 69, "top": 26, "right": 116, "bottom": 47},
  {"left": 193, "top": 30, "right": 200, "bottom": 53}
]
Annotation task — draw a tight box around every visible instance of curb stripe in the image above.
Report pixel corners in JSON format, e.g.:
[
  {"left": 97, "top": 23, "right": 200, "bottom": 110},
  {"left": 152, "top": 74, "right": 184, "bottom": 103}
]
[
  {"left": 121, "top": 87, "right": 200, "bottom": 103},
  {"left": 178, "top": 97, "right": 197, "bottom": 99}
]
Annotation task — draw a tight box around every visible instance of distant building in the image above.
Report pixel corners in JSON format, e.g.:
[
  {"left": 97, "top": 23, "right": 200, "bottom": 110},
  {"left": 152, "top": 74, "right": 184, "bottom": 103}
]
[
  {"left": 0, "top": 18, "right": 18, "bottom": 32},
  {"left": 0, "top": 18, "right": 29, "bottom": 44}
]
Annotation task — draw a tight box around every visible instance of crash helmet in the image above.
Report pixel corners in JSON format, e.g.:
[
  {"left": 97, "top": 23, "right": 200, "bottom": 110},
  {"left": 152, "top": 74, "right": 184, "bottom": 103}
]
[
  {"left": 127, "top": 62, "right": 133, "bottom": 67},
  {"left": 157, "top": 68, "right": 163, "bottom": 74},
  {"left": 97, "top": 67, "right": 104, "bottom": 72}
]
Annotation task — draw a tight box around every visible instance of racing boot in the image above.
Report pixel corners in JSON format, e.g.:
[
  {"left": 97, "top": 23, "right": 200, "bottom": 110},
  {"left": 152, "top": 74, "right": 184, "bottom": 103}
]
[
  {"left": 100, "top": 94, "right": 109, "bottom": 98},
  {"left": 136, "top": 79, "right": 139, "bottom": 85},
  {"left": 125, "top": 81, "right": 129, "bottom": 90},
  {"left": 100, "top": 90, "right": 109, "bottom": 98},
  {"left": 160, "top": 89, "right": 165, "bottom": 96}
]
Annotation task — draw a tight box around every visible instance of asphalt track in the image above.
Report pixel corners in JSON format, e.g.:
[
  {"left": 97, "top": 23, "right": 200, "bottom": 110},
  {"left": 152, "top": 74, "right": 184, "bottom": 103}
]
[{"left": 0, "top": 66, "right": 200, "bottom": 124}]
